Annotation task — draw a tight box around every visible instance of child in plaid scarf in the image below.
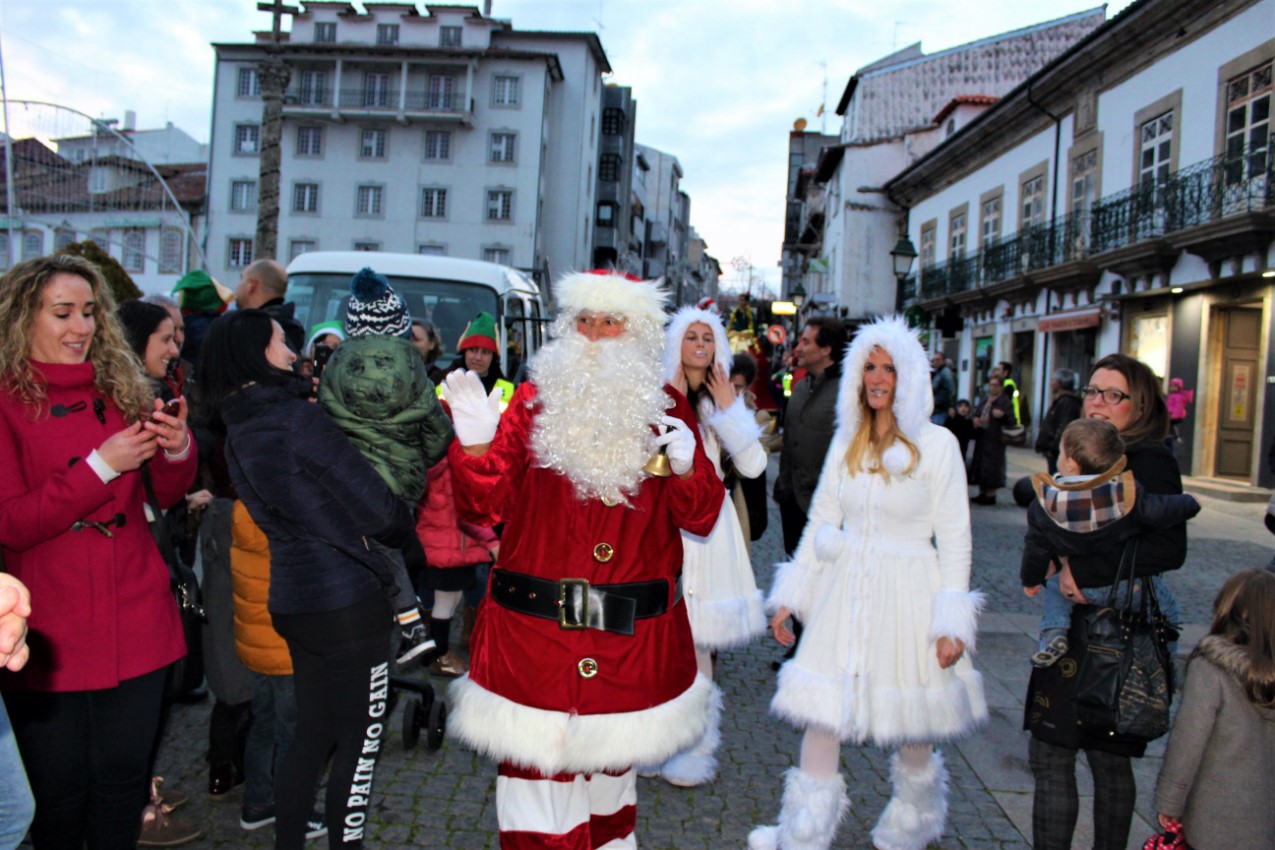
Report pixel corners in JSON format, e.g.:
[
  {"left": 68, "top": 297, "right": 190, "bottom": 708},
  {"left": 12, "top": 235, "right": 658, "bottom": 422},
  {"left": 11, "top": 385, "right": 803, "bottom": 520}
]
[{"left": 1022, "top": 419, "right": 1199, "bottom": 667}]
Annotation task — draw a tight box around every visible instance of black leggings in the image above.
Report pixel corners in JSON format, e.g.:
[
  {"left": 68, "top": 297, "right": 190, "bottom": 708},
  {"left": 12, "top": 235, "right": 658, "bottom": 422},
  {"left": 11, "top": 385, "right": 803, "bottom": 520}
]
[
  {"left": 271, "top": 592, "right": 392, "bottom": 850},
  {"left": 7, "top": 667, "right": 167, "bottom": 850},
  {"left": 1028, "top": 736, "right": 1136, "bottom": 850}
]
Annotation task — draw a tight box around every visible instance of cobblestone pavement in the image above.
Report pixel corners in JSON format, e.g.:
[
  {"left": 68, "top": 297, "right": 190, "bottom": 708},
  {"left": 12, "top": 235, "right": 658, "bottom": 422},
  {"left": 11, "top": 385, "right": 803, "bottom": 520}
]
[{"left": 144, "top": 447, "right": 1273, "bottom": 849}]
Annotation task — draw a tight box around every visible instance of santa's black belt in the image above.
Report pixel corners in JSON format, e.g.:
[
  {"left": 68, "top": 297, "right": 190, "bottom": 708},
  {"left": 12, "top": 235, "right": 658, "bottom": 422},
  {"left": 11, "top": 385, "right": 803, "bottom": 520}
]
[{"left": 490, "top": 568, "right": 682, "bottom": 636}]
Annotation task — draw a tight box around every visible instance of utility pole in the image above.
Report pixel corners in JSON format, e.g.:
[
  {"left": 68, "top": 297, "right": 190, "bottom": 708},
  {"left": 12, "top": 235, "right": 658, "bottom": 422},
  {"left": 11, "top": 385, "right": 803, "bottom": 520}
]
[{"left": 254, "top": 0, "right": 298, "bottom": 262}]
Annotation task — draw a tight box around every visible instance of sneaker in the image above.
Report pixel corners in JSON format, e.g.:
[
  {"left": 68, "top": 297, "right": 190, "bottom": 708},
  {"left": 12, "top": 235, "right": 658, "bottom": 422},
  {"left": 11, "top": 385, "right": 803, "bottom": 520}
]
[
  {"left": 396, "top": 623, "right": 437, "bottom": 666},
  {"left": 240, "top": 805, "right": 277, "bottom": 831},
  {"left": 429, "top": 649, "right": 468, "bottom": 678},
  {"left": 306, "top": 813, "right": 328, "bottom": 841},
  {"left": 1031, "top": 633, "right": 1070, "bottom": 668}
]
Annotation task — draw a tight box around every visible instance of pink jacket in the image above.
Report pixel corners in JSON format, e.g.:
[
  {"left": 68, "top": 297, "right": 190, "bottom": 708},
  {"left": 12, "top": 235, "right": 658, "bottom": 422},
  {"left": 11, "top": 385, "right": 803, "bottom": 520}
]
[{"left": 415, "top": 457, "right": 498, "bottom": 569}]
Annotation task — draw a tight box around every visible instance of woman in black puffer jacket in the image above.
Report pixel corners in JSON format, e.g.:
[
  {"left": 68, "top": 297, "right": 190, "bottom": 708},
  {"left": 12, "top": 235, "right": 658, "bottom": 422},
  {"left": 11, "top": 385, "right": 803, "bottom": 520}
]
[{"left": 200, "top": 310, "right": 413, "bottom": 850}]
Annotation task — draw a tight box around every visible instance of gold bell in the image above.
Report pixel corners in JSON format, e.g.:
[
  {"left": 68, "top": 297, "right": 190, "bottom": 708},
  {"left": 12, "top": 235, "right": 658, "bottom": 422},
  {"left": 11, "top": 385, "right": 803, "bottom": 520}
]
[{"left": 642, "top": 447, "right": 672, "bottom": 477}]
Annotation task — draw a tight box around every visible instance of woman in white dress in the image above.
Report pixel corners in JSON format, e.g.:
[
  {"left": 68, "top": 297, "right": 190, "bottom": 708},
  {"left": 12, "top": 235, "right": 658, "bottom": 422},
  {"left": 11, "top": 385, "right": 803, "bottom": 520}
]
[
  {"left": 750, "top": 316, "right": 987, "bottom": 850},
  {"left": 656, "top": 305, "right": 767, "bottom": 786}
]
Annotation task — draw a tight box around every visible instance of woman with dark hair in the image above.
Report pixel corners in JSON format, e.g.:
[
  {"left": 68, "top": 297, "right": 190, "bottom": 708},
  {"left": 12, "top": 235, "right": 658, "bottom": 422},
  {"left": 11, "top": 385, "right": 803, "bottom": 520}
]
[
  {"left": 200, "top": 309, "right": 414, "bottom": 850},
  {"left": 117, "top": 300, "right": 181, "bottom": 395},
  {"left": 1026, "top": 352, "right": 1188, "bottom": 850},
  {"left": 410, "top": 318, "right": 445, "bottom": 384},
  {"left": 970, "top": 375, "right": 1013, "bottom": 504},
  {"left": 0, "top": 254, "right": 196, "bottom": 849}
]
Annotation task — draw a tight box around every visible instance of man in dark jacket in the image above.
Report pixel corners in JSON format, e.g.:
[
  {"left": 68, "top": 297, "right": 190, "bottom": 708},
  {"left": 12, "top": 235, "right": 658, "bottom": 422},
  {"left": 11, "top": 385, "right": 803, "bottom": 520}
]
[
  {"left": 1034, "top": 368, "right": 1083, "bottom": 474},
  {"left": 931, "top": 352, "right": 955, "bottom": 425},
  {"left": 774, "top": 316, "right": 846, "bottom": 556},
  {"left": 235, "top": 259, "right": 305, "bottom": 354}
]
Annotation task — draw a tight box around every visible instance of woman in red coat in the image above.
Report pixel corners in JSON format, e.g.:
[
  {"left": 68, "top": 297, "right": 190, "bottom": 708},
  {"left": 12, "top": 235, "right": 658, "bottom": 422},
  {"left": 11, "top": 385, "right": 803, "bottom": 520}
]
[{"left": 0, "top": 255, "right": 196, "bottom": 849}]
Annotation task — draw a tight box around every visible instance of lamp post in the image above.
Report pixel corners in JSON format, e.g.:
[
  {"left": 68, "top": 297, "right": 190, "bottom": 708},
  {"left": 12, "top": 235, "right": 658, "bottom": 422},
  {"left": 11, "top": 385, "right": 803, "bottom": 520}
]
[{"left": 890, "top": 235, "right": 918, "bottom": 313}]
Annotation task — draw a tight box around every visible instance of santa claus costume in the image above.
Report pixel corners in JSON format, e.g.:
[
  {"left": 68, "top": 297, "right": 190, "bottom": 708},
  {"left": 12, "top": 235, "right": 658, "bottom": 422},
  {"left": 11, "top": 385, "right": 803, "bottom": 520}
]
[
  {"left": 652, "top": 305, "right": 767, "bottom": 786},
  {"left": 444, "top": 271, "right": 723, "bottom": 849},
  {"left": 750, "top": 316, "right": 987, "bottom": 850}
]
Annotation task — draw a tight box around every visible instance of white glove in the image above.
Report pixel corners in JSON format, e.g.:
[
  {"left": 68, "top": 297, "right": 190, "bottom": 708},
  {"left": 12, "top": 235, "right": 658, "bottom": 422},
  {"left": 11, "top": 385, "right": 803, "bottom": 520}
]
[
  {"left": 653, "top": 415, "right": 696, "bottom": 476},
  {"left": 441, "top": 369, "right": 501, "bottom": 446},
  {"left": 813, "top": 525, "right": 847, "bottom": 563}
]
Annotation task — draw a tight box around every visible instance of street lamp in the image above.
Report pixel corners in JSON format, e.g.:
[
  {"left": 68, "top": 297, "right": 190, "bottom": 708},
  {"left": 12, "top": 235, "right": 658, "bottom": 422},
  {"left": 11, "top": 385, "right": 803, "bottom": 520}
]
[
  {"left": 790, "top": 280, "right": 807, "bottom": 310},
  {"left": 890, "top": 235, "right": 918, "bottom": 313}
]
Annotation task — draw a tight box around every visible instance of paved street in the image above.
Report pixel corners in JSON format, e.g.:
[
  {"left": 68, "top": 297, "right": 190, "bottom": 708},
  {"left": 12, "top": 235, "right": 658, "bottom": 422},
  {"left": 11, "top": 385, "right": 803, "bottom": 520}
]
[{"left": 144, "top": 447, "right": 1273, "bottom": 849}]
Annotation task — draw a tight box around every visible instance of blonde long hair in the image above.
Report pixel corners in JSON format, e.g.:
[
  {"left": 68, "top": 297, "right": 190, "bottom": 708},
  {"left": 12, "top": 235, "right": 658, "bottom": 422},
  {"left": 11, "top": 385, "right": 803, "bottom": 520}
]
[
  {"left": 844, "top": 379, "right": 919, "bottom": 478},
  {"left": 0, "top": 254, "right": 154, "bottom": 418}
]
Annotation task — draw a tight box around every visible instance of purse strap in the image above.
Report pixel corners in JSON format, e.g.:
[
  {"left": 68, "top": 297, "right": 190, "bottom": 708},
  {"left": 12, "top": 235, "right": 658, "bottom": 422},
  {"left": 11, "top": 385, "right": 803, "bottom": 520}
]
[{"left": 140, "top": 464, "right": 206, "bottom": 620}]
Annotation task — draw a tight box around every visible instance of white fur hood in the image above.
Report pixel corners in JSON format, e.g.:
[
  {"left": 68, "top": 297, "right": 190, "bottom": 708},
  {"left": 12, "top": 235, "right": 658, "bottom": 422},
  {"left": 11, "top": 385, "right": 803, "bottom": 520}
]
[
  {"left": 662, "top": 305, "right": 733, "bottom": 384},
  {"left": 833, "top": 315, "right": 933, "bottom": 473}
]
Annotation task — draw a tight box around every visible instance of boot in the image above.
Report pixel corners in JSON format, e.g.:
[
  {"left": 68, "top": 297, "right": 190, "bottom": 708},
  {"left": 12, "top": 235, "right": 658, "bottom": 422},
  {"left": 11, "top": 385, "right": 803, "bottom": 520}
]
[
  {"left": 459, "top": 606, "right": 477, "bottom": 648},
  {"left": 661, "top": 682, "right": 722, "bottom": 787},
  {"left": 748, "top": 768, "right": 848, "bottom": 850},
  {"left": 871, "top": 750, "right": 949, "bottom": 850}
]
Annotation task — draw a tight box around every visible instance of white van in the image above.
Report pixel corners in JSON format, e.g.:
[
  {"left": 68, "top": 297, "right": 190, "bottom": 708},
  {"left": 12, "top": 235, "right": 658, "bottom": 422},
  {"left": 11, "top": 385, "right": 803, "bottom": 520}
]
[{"left": 284, "top": 251, "right": 546, "bottom": 376}]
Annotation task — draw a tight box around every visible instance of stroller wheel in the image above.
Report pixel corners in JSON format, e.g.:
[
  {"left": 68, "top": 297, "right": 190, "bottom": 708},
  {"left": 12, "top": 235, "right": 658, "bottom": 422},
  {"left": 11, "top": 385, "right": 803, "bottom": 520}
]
[
  {"left": 427, "top": 699, "right": 447, "bottom": 751},
  {"left": 402, "top": 697, "right": 423, "bottom": 750}
]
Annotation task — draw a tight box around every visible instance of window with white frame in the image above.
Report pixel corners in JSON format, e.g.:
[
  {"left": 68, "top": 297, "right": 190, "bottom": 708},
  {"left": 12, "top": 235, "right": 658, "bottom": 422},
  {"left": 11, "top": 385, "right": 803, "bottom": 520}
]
[
  {"left": 159, "top": 229, "right": 183, "bottom": 273},
  {"left": 420, "top": 187, "right": 447, "bottom": 218},
  {"left": 418, "top": 243, "right": 447, "bottom": 256},
  {"left": 1021, "top": 175, "right": 1046, "bottom": 228},
  {"left": 235, "top": 124, "right": 260, "bottom": 155},
  {"left": 428, "top": 75, "right": 456, "bottom": 110},
  {"left": 486, "top": 189, "right": 513, "bottom": 221},
  {"left": 314, "top": 21, "right": 336, "bottom": 43},
  {"left": 482, "top": 245, "right": 511, "bottom": 265},
  {"left": 54, "top": 229, "right": 76, "bottom": 252},
  {"left": 364, "top": 73, "right": 391, "bottom": 108},
  {"left": 919, "top": 224, "right": 937, "bottom": 269},
  {"left": 22, "top": 231, "right": 42, "bottom": 261},
  {"left": 230, "top": 180, "right": 258, "bottom": 212},
  {"left": 289, "top": 239, "right": 316, "bottom": 261},
  {"left": 424, "top": 130, "right": 451, "bottom": 160},
  {"left": 1224, "top": 61, "right": 1271, "bottom": 185},
  {"left": 949, "top": 212, "right": 967, "bottom": 258},
  {"left": 492, "top": 75, "right": 520, "bottom": 107},
  {"left": 297, "top": 126, "right": 323, "bottom": 157},
  {"left": 440, "top": 26, "right": 461, "bottom": 47},
  {"left": 237, "top": 67, "right": 261, "bottom": 97},
  {"left": 228, "top": 238, "right": 253, "bottom": 268},
  {"left": 293, "top": 182, "right": 319, "bottom": 213},
  {"left": 489, "top": 132, "right": 516, "bottom": 163},
  {"left": 353, "top": 240, "right": 380, "bottom": 252},
  {"left": 122, "top": 229, "right": 145, "bottom": 272},
  {"left": 298, "top": 70, "right": 327, "bottom": 106},
  {"left": 599, "top": 153, "right": 621, "bottom": 182},
  {"left": 360, "top": 128, "right": 387, "bottom": 159},
  {"left": 1071, "top": 149, "right": 1099, "bottom": 216},
  {"left": 356, "top": 185, "right": 384, "bottom": 217},
  {"left": 88, "top": 167, "right": 108, "bottom": 194},
  {"left": 376, "top": 24, "right": 399, "bottom": 45},
  {"left": 980, "top": 197, "right": 1002, "bottom": 247},
  {"left": 1140, "top": 112, "right": 1173, "bottom": 188}
]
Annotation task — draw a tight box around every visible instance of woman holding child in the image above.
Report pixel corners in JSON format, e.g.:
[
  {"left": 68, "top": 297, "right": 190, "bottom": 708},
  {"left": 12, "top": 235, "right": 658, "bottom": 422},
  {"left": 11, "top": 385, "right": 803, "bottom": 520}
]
[{"left": 1026, "top": 353, "right": 1189, "bottom": 850}]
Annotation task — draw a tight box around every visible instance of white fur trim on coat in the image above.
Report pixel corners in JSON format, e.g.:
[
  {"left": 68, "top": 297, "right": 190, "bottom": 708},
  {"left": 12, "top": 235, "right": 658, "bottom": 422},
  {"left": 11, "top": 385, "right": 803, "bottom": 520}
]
[
  {"left": 686, "top": 590, "right": 766, "bottom": 650},
  {"left": 813, "top": 524, "right": 847, "bottom": 563},
  {"left": 834, "top": 316, "right": 933, "bottom": 459},
  {"left": 446, "top": 672, "right": 712, "bottom": 776},
  {"left": 927, "top": 589, "right": 986, "bottom": 651},
  {"left": 766, "top": 558, "right": 821, "bottom": 621},
  {"left": 662, "top": 305, "right": 733, "bottom": 384},
  {"left": 705, "top": 397, "right": 764, "bottom": 457},
  {"left": 554, "top": 271, "right": 669, "bottom": 328}
]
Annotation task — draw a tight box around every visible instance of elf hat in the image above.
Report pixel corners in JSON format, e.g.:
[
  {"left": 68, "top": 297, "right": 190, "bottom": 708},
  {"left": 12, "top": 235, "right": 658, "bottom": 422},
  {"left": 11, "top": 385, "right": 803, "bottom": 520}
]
[
  {"left": 457, "top": 312, "right": 499, "bottom": 353},
  {"left": 171, "top": 270, "right": 235, "bottom": 315},
  {"left": 345, "top": 267, "right": 411, "bottom": 338},
  {"left": 306, "top": 320, "right": 346, "bottom": 354}
]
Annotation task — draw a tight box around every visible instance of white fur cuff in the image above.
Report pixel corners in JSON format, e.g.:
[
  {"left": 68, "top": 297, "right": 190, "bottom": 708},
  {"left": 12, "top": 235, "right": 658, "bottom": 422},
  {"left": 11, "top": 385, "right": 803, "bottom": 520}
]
[
  {"left": 813, "top": 525, "right": 846, "bottom": 563},
  {"left": 927, "top": 589, "right": 986, "bottom": 650},
  {"left": 766, "top": 559, "right": 818, "bottom": 620},
  {"left": 705, "top": 398, "right": 764, "bottom": 457}
]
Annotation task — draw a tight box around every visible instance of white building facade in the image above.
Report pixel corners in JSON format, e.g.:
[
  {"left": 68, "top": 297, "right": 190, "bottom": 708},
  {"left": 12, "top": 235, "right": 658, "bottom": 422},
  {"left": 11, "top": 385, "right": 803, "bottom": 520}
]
[
  {"left": 204, "top": 2, "right": 610, "bottom": 286},
  {"left": 890, "top": 0, "right": 1274, "bottom": 486}
]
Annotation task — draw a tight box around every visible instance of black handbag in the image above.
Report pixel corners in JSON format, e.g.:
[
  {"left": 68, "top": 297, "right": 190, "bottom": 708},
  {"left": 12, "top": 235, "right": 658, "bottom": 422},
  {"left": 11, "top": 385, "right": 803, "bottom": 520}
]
[
  {"left": 141, "top": 466, "right": 207, "bottom": 700},
  {"left": 1072, "top": 539, "right": 1177, "bottom": 742}
]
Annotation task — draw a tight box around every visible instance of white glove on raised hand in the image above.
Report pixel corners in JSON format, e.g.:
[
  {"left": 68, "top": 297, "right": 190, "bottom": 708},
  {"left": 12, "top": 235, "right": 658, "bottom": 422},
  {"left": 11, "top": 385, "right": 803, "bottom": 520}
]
[
  {"left": 441, "top": 369, "right": 501, "bottom": 446},
  {"left": 653, "top": 415, "right": 696, "bottom": 476}
]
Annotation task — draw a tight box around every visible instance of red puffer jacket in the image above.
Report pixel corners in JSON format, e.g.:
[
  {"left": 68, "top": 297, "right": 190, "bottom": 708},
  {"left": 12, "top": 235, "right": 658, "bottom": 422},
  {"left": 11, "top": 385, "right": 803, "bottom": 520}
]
[{"left": 415, "top": 457, "right": 498, "bottom": 569}]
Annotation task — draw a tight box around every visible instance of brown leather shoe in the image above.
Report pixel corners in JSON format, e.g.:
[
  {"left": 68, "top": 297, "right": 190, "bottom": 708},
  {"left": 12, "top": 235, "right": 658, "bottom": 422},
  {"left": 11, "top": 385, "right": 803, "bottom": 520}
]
[{"left": 429, "top": 650, "right": 468, "bottom": 678}]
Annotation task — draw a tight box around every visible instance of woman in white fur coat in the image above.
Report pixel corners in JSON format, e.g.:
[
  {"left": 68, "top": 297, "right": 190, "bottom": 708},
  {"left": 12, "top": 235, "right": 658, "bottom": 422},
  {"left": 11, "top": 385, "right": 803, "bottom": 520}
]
[
  {"left": 750, "top": 316, "right": 987, "bottom": 850},
  {"left": 656, "top": 305, "right": 768, "bottom": 786}
]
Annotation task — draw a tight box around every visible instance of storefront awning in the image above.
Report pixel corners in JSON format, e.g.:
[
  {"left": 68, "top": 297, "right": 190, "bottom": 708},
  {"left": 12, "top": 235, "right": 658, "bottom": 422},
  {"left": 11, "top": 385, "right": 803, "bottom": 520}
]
[{"left": 1038, "top": 307, "right": 1102, "bottom": 333}]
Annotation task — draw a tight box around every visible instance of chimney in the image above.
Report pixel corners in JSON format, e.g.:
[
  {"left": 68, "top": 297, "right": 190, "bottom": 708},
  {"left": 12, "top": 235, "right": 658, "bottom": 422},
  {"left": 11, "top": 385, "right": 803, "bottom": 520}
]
[{"left": 123, "top": 111, "right": 136, "bottom": 131}]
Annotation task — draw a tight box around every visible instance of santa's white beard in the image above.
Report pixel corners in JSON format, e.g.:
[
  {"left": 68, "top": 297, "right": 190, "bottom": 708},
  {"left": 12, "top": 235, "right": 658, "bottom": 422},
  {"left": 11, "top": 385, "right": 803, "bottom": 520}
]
[{"left": 528, "top": 319, "right": 670, "bottom": 504}]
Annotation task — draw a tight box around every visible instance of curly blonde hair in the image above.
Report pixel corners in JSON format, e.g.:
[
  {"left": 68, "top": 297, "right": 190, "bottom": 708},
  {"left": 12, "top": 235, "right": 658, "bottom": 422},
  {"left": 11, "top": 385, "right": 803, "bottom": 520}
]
[{"left": 0, "top": 254, "right": 154, "bottom": 419}]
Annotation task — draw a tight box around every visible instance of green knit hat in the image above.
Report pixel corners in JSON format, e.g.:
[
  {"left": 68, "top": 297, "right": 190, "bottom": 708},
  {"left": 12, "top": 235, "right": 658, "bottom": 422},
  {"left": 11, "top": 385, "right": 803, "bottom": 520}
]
[
  {"left": 171, "top": 269, "right": 234, "bottom": 315},
  {"left": 457, "top": 311, "right": 498, "bottom": 353}
]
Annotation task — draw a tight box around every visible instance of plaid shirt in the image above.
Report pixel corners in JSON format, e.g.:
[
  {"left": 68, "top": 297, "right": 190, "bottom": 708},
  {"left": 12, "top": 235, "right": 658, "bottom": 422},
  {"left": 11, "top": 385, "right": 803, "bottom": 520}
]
[{"left": 1032, "top": 467, "right": 1136, "bottom": 533}]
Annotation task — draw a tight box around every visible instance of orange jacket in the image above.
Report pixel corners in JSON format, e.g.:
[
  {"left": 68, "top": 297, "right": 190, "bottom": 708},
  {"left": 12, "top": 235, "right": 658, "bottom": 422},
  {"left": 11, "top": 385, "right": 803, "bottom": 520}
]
[{"left": 230, "top": 500, "right": 292, "bottom": 675}]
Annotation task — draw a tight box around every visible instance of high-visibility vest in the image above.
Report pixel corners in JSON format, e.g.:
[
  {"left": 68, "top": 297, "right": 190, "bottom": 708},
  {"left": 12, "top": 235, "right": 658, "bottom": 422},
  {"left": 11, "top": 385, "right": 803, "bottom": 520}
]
[{"left": 782, "top": 372, "right": 794, "bottom": 398}]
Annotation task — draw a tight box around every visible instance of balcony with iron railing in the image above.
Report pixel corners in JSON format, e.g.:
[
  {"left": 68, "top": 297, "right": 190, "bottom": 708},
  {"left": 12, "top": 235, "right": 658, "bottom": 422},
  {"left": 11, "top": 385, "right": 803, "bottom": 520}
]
[
  {"left": 282, "top": 87, "right": 471, "bottom": 119},
  {"left": 909, "top": 147, "right": 1272, "bottom": 307}
]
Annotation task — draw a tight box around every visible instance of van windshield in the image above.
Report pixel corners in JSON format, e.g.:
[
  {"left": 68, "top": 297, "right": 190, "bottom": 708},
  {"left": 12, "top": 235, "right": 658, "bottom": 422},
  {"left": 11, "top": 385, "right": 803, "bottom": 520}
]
[{"left": 286, "top": 272, "right": 498, "bottom": 363}]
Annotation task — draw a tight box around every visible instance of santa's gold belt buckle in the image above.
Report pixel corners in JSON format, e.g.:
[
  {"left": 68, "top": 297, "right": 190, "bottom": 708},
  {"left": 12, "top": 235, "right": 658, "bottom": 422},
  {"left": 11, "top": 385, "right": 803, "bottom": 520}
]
[{"left": 557, "top": 578, "right": 590, "bottom": 629}]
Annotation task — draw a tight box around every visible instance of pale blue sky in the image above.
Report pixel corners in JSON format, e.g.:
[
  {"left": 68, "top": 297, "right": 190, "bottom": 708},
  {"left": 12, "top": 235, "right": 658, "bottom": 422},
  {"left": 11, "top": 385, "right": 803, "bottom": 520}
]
[{"left": 0, "top": 0, "right": 1134, "bottom": 291}]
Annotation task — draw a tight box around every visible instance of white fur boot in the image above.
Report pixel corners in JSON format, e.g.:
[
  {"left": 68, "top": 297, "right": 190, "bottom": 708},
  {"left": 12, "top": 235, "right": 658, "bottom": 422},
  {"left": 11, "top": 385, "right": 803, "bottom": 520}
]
[
  {"left": 870, "top": 750, "right": 949, "bottom": 850},
  {"left": 661, "top": 683, "right": 722, "bottom": 787},
  {"left": 747, "top": 768, "right": 849, "bottom": 850}
]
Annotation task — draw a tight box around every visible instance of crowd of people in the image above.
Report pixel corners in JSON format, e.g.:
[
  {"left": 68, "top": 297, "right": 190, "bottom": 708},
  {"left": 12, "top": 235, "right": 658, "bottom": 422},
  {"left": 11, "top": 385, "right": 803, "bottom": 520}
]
[{"left": 0, "top": 252, "right": 1271, "bottom": 850}]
